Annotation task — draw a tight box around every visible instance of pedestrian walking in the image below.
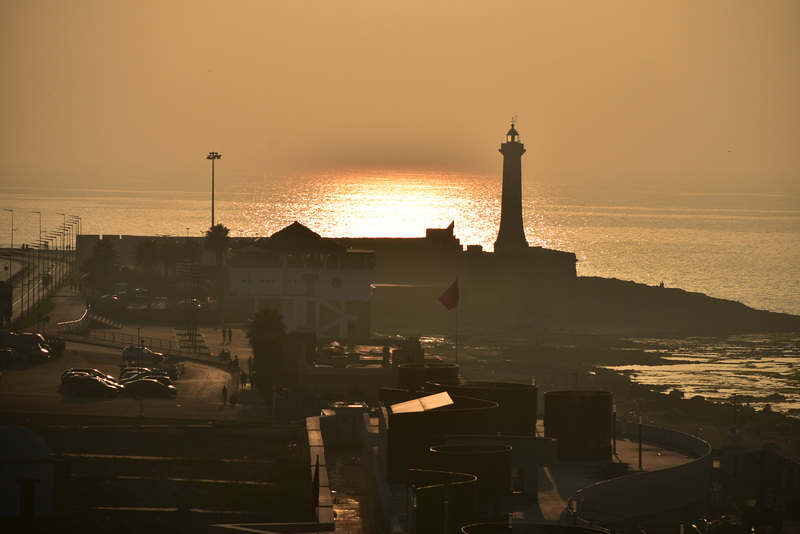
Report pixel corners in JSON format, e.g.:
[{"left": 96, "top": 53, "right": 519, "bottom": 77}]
[
  {"left": 227, "top": 328, "right": 232, "bottom": 344},
  {"left": 221, "top": 329, "right": 226, "bottom": 344},
  {"left": 240, "top": 371, "right": 247, "bottom": 390},
  {"left": 222, "top": 384, "right": 228, "bottom": 404},
  {"left": 247, "top": 356, "right": 253, "bottom": 373}
]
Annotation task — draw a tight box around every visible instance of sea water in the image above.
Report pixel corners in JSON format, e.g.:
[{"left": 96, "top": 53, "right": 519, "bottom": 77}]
[
  {"left": 3, "top": 170, "right": 797, "bottom": 315},
  {"left": 2, "top": 170, "right": 799, "bottom": 414}
]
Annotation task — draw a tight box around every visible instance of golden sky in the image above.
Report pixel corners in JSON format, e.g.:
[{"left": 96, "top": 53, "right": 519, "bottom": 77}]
[{"left": 1, "top": 0, "right": 798, "bottom": 191}]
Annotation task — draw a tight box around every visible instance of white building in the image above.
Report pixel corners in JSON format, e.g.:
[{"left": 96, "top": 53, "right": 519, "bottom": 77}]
[{"left": 227, "top": 222, "right": 375, "bottom": 340}]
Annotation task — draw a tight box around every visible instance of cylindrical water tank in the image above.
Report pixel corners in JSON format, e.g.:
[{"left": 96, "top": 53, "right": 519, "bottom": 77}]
[
  {"left": 544, "top": 390, "right": 613, "bottom": 461},
  {"left": 426, "top": 379, "right": 538, "bottom": 436},
  {"left": 397, "top": 363, "right": 459, "bottom": 391},
  {"left": 428, "top": 444, "right": 512, "bottom": 522}
]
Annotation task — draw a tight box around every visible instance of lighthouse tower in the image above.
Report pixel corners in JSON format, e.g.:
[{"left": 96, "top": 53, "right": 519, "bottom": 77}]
[{"left": 494, "top": 123, "right": 529, "bottom": 254}]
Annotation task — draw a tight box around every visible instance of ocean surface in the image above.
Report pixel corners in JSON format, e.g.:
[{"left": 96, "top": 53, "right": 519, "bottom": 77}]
[{"left": 2, "top": 170, "right": 799, "bottom": 415}]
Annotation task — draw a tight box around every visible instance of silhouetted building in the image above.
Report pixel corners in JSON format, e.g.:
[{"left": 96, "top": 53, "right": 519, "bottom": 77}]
[
  {"left": 0, "top": 426, "right": 55, "bottom": 519},
  {"left": 227, "top": 222, "right": 375, "bottom": 339}
]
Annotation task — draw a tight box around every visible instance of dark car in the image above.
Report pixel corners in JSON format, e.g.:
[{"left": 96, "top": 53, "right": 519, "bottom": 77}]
[
  {"left": 175, "top": 298, "right": 203, "bottom": 310},
  {"left": 0, "top": 331, "right": 50, "bottom": 361},
  {"left": 123, "top": 377, "right": 177, "bottom": 397},
  {"left": 97, "top": 294, "right": 124, "bottom": 311},
  {"left": 0, "top": 347, "right": 27, "bottom": 366},
  {"left": 120, "top": 372, "right": 173, "bottom": 387},
  {"left": 61, "top": 367, "right": 118, "bottom": 385},
  {"left": 63, "top": 375, "right": 124, "bottom": 397},
  {"left": 119, "top": 366, "right": 157, "bottom": 379},
  {"left": 122, "top": 346, "right": 164, "bottom": 365}
]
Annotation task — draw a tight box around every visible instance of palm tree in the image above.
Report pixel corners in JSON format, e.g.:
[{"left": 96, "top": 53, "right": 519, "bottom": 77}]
[
  {"left": 132, "top": 239, "right": 159, "bottom": 277},
  {"left": 81, "top": 238, "right": 118, "bottom": 295},
  {"left": 205, "top": 224, "right": 230, "bottom": 304},
  {"left": 180, "top": 238, "right": 202, "bottom": 264},
  {"left": 159, "top": 240, "right": 180, "bottom": 278},
  {"left": 246, "top": 307, "right": 288, "bottom": 394},
  {"left": 204, "top": 224, "right": 230, "bottom": 269}
]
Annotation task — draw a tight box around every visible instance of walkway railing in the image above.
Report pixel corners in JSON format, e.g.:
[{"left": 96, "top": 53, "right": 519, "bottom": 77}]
[
  {"left": 58, "top": 306, "right": 92, "bottom": 334},
  {"left": 58, "top": 324, "right": 237, "bottom": 366},
  {"left": 565, "top": 422, "right": 712, "bottom": 531}
]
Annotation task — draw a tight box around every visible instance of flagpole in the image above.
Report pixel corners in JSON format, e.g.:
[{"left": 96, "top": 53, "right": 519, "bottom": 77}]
[
  {"left": 455, "top": 302, "right": 459, "bottom": 365},
  {"left": 438, "top": 277, "right": 460, "bottom": 366}
]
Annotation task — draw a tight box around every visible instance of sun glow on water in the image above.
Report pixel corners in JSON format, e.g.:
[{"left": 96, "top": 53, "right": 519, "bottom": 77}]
[
  {"left": 1, "top": 170, "right": 798, "bottom": 316},
  {"left": 235, "top": 170, "right": 504, "bottom": 247}
]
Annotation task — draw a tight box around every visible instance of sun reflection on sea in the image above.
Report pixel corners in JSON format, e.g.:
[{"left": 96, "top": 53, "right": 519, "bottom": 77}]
[{"left": 236, "top": 169, "right": 505, "bottom": 247}]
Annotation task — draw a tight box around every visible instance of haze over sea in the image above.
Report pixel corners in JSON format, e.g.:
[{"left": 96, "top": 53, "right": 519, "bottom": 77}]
[
  {"left": 3, "top": 170, "right": 800, "bottom": 415},
  {"left": 3, "top": 170, "right": 798, "bottom": 316}
]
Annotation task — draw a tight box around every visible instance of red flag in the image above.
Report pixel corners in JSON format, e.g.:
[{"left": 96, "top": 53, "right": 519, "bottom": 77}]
[
  {"left": 439, "top": 278, "right": 459, "bottom": 310},
  {"left": 311, "top": 455, "right": 320, "bottom": 508}
]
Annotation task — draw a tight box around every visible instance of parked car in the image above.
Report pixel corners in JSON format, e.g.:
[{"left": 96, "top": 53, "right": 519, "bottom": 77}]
[
  {"left": 120, "top": 371, "right": 173, "bottom": 387},
  {"left": 0, "top": 347, "right": 27, "bottom": 366},
  {"left": 119, "top": 366, "right": 160, "bottom": 379},
  {"left": 122, "top": 346, "right": 164, "bottom": 365},
  {"left": 0, "top": 330, "right": 50, "bottom": 361},
  {"left": 45, "top": 338, "right": 66, "bottom": 357},
  {"left": 175, "top": 298, "right": 203, "bottom": 310},
  {"left": 62, "top": 375, "right": 124, "bottom": 397},
  {"left": 123, "top": 378, "right": 177, "bottom": 397},
  {"left": 61, "top": 368, "right": 118, "bottom": 385}
]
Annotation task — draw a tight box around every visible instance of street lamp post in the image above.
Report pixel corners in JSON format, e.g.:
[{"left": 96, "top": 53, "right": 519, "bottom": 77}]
[
  {"left": 638, "top": 415, "right": 643, "bottom": 470},
  {"left": 68, "top": 215, "right": 81, "bottom": 276},
  {"left": 56, "top": 213, "right": 66, "bottom": 280},
  {"left": 3, "top": 209, "right": 12, "bottom": 250},
  {"left": 32, "top": 211, "right": 41, "bottom": 323},
  {"left": 137, "top": 326, "right": 144, "bottom": 417},
  {"left": 206, "top": 151, "right": 222, "bottom": 227}
]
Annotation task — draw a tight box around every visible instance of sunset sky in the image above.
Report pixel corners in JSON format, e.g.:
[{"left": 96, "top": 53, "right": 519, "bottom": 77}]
[{"left": 1, "top": 1, "right": 798, "bottom": 192}]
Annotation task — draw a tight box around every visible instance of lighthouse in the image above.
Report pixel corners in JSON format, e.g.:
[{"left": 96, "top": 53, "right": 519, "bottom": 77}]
[{"left": 494, "top": 123, "right": 529, "bottom": 253}]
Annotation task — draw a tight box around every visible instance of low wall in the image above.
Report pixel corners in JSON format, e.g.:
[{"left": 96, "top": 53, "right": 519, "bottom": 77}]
[
  {"left": 568, "top": 423, "right": 712, "bottom": 527},
  {"left": 306, "top": 416, "right": 335, "bottom": 532}
]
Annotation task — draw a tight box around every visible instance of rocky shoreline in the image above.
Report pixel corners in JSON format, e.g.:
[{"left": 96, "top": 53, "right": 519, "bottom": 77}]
[{"left": 444, "top": 332, "right": 800, "bottom": 464}]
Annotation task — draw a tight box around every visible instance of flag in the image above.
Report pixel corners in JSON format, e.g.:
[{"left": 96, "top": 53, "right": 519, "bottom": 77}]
[
  {"left": 439, "top": 278, "right": 459, "bottom": 310},
  {"left": 311, "top": 455, "right": 320, "bottom": 508}
]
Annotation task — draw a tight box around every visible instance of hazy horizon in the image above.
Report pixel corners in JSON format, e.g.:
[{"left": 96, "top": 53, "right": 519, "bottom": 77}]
[{"left": 1, "top": 1, "right": 798, "bottom": 194}]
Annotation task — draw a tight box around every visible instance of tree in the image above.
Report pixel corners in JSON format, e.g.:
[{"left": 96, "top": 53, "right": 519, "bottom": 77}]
[
  {"left": 205, "top": 224, "right": 230, "bottom": 303},
  {"left": 181, "top": 239, "right": 202, "bottom": 263},
  {"left": 246, "top": 307, "right": 288, "bottom": 395},
  {"left": 81, "top": 238, "right": 118, "bottom": 294},
  {"left": 204, "top": 224, "right": 230, "bottom": 269},
  {"left": 159, "top": 240, "right": 180, "bottom": 278},
  {"left": 132, "top": 239, "right": 159, "bottom": 277}
]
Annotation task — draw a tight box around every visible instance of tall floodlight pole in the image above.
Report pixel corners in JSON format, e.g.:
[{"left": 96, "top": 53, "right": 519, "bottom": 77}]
[{"left": 207, "top": 151, "right": 222, "bottom": 227}]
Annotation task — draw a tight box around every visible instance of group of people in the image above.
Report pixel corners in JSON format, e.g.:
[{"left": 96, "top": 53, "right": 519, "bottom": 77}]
[
  {"left": 220, "top": 369, "right": 253, "bottom": 405},
  {"left": 221, "top": 328, "right": 233, "bottom": 344},
  {"left": 218, "top": 327, "right": 255, "bottom": 405}
]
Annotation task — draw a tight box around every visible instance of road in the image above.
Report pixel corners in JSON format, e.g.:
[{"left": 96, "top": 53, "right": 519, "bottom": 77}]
[{"left": 0, "top": 342, "right": 270, "bottom": 422}]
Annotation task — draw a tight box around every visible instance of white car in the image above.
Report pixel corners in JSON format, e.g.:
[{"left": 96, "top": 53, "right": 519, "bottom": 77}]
[{"left": 122, "top": 346, "right": 164, "bottom": 365}]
